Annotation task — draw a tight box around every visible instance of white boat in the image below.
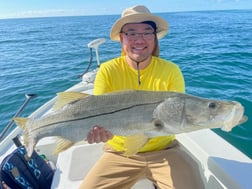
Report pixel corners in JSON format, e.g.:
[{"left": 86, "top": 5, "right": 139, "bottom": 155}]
[{"left": 0, "top": 38, "right": 251, "bottom": 189}]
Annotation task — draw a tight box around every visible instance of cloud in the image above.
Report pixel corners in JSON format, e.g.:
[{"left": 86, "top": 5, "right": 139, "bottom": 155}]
[
  {"left": 14, "top": 9, "right": 80, "bottom": 18},
  {"left": 0, "top": 9, "right": 97, "bottom": 19},
  {"left": 214, "top": 0, "right": 240, "bottom": 2},
  {"left": 0, "top": 8, "right": 113, "bottom": 19}
]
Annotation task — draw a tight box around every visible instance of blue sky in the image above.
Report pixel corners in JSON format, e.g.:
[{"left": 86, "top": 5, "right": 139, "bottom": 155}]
[{"left": 0, "top": 0, "right": 251, "bottom": 19}]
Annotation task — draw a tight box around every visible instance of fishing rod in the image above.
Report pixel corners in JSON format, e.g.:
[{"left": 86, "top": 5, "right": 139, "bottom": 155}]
[
  {"left": 79, "top": 38, "right": 106, "bottom": 77},
  {"left": 0, "top": 93, "right": 38, "bottom": 141}
]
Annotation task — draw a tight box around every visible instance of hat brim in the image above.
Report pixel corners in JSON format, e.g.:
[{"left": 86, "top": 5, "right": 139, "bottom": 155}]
[{"left": 110, "top": 13, "right": 169, "bottom": 41}]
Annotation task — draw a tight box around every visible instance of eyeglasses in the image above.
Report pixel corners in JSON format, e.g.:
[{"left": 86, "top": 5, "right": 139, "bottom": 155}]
[{"left": 121, "top": 32, "right": 156, "bottom": 40}]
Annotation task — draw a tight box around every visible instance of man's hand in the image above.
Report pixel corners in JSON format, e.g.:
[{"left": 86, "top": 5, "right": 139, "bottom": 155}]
[{"left": 87, "top": 125, "right": 113, "bottom": 144}]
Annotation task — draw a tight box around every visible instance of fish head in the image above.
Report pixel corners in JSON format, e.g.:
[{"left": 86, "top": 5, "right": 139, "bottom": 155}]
[
  {"left": 153, "top": 95, "right": 246, "bottom": 133},
  {"left": 183, "top": 97, "right": 246, "bottom": 132}
]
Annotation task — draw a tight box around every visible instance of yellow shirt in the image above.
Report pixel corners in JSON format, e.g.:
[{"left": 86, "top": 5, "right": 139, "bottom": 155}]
[{"left": 94, "top": 56, "right": 185, "bottom": 152}]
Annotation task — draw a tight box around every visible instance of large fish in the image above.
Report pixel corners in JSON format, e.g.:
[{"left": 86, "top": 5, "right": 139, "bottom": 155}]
[{"left": 14, "top": 90, "right": 247, "bottom": 157}]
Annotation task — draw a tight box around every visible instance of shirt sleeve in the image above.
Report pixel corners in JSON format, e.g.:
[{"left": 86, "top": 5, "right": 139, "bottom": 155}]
[{"left": 168, "top": 65, "right": 185, "bottom": 93}]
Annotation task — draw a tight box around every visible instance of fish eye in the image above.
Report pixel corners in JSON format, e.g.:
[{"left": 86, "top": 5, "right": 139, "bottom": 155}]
[
  {"left": 152, "top": 119, "right": 164, "bottom": 129},
  {"left": 208, "top": 102, "right": 217, "bottom": 109}
]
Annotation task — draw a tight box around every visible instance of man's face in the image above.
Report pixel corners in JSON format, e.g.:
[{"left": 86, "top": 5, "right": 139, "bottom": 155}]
[{"left": 120, "top": 23, "right": 156, "bottom": 63}]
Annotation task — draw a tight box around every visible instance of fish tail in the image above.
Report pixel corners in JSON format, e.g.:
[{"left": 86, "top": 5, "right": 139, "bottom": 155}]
[{"left": 13, "top": 117, "right": 38, "bottom": 157}]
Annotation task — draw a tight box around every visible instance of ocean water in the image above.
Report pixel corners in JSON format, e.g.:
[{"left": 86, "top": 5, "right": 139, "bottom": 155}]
[{"left": 0, "top": 10, "right": 251, "bottom": 158}]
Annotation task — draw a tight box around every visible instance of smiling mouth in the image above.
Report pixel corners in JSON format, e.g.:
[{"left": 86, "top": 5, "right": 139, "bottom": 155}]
[{"left": 133, "top": 47, "right": 146, "bottom": 51}]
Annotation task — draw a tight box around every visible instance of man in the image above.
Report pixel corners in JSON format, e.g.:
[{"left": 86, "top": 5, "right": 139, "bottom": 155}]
[{"left": 79, "top": 5, "right": 204, "bottom": 189}]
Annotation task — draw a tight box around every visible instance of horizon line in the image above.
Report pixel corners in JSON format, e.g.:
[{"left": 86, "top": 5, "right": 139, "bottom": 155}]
[{"left": 0, "top": 8, "right": 251, "bottom": 20}]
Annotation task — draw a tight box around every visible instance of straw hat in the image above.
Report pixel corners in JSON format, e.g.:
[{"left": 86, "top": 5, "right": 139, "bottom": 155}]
[{"left": 110, "top": 5, "right": 169, "bottom": 41}]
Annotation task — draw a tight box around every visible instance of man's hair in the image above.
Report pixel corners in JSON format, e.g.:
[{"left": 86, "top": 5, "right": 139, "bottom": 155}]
[{"left": 141, "top": 21, "right": 157, "bottom": 32}]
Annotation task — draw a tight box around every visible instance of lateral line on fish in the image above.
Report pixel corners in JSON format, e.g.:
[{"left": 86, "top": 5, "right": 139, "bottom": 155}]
[{"left": 32, "top": 100, "right": 164, "bottom": 131}]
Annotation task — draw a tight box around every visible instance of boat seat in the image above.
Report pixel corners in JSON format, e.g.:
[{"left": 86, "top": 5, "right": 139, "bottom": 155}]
[{"left": 51, "top": 143, "right": 156, "bottom": 189}]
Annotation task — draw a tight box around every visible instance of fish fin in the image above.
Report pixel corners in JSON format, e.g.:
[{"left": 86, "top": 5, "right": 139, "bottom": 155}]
[
  {"left": 54, "top": 137, "right": 74, "bottom": 154},
  {"left": 13, "top": 117, "right": 29, "bottom": 130},
  {"left": 26, "top": 136, "right": 37, "bottom": 158},
  {"left": 124, "top": 134, "right": 149, "bottom": 157},
  {"left": 13, "top": 117, "right": 37, "bottom": 157},
  {"left": 53, "top": 92, "right": 89, "bottom": 111}
]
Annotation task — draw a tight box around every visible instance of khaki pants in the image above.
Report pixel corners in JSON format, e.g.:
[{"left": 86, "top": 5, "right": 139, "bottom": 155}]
[{"left": 78, "top": 142, "right": 205, "bottom": 189}]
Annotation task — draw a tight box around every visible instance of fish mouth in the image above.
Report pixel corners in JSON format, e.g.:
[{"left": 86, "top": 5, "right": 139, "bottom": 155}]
[{"left": 221, "top": 102, "right": 246, "bottom": 132}]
